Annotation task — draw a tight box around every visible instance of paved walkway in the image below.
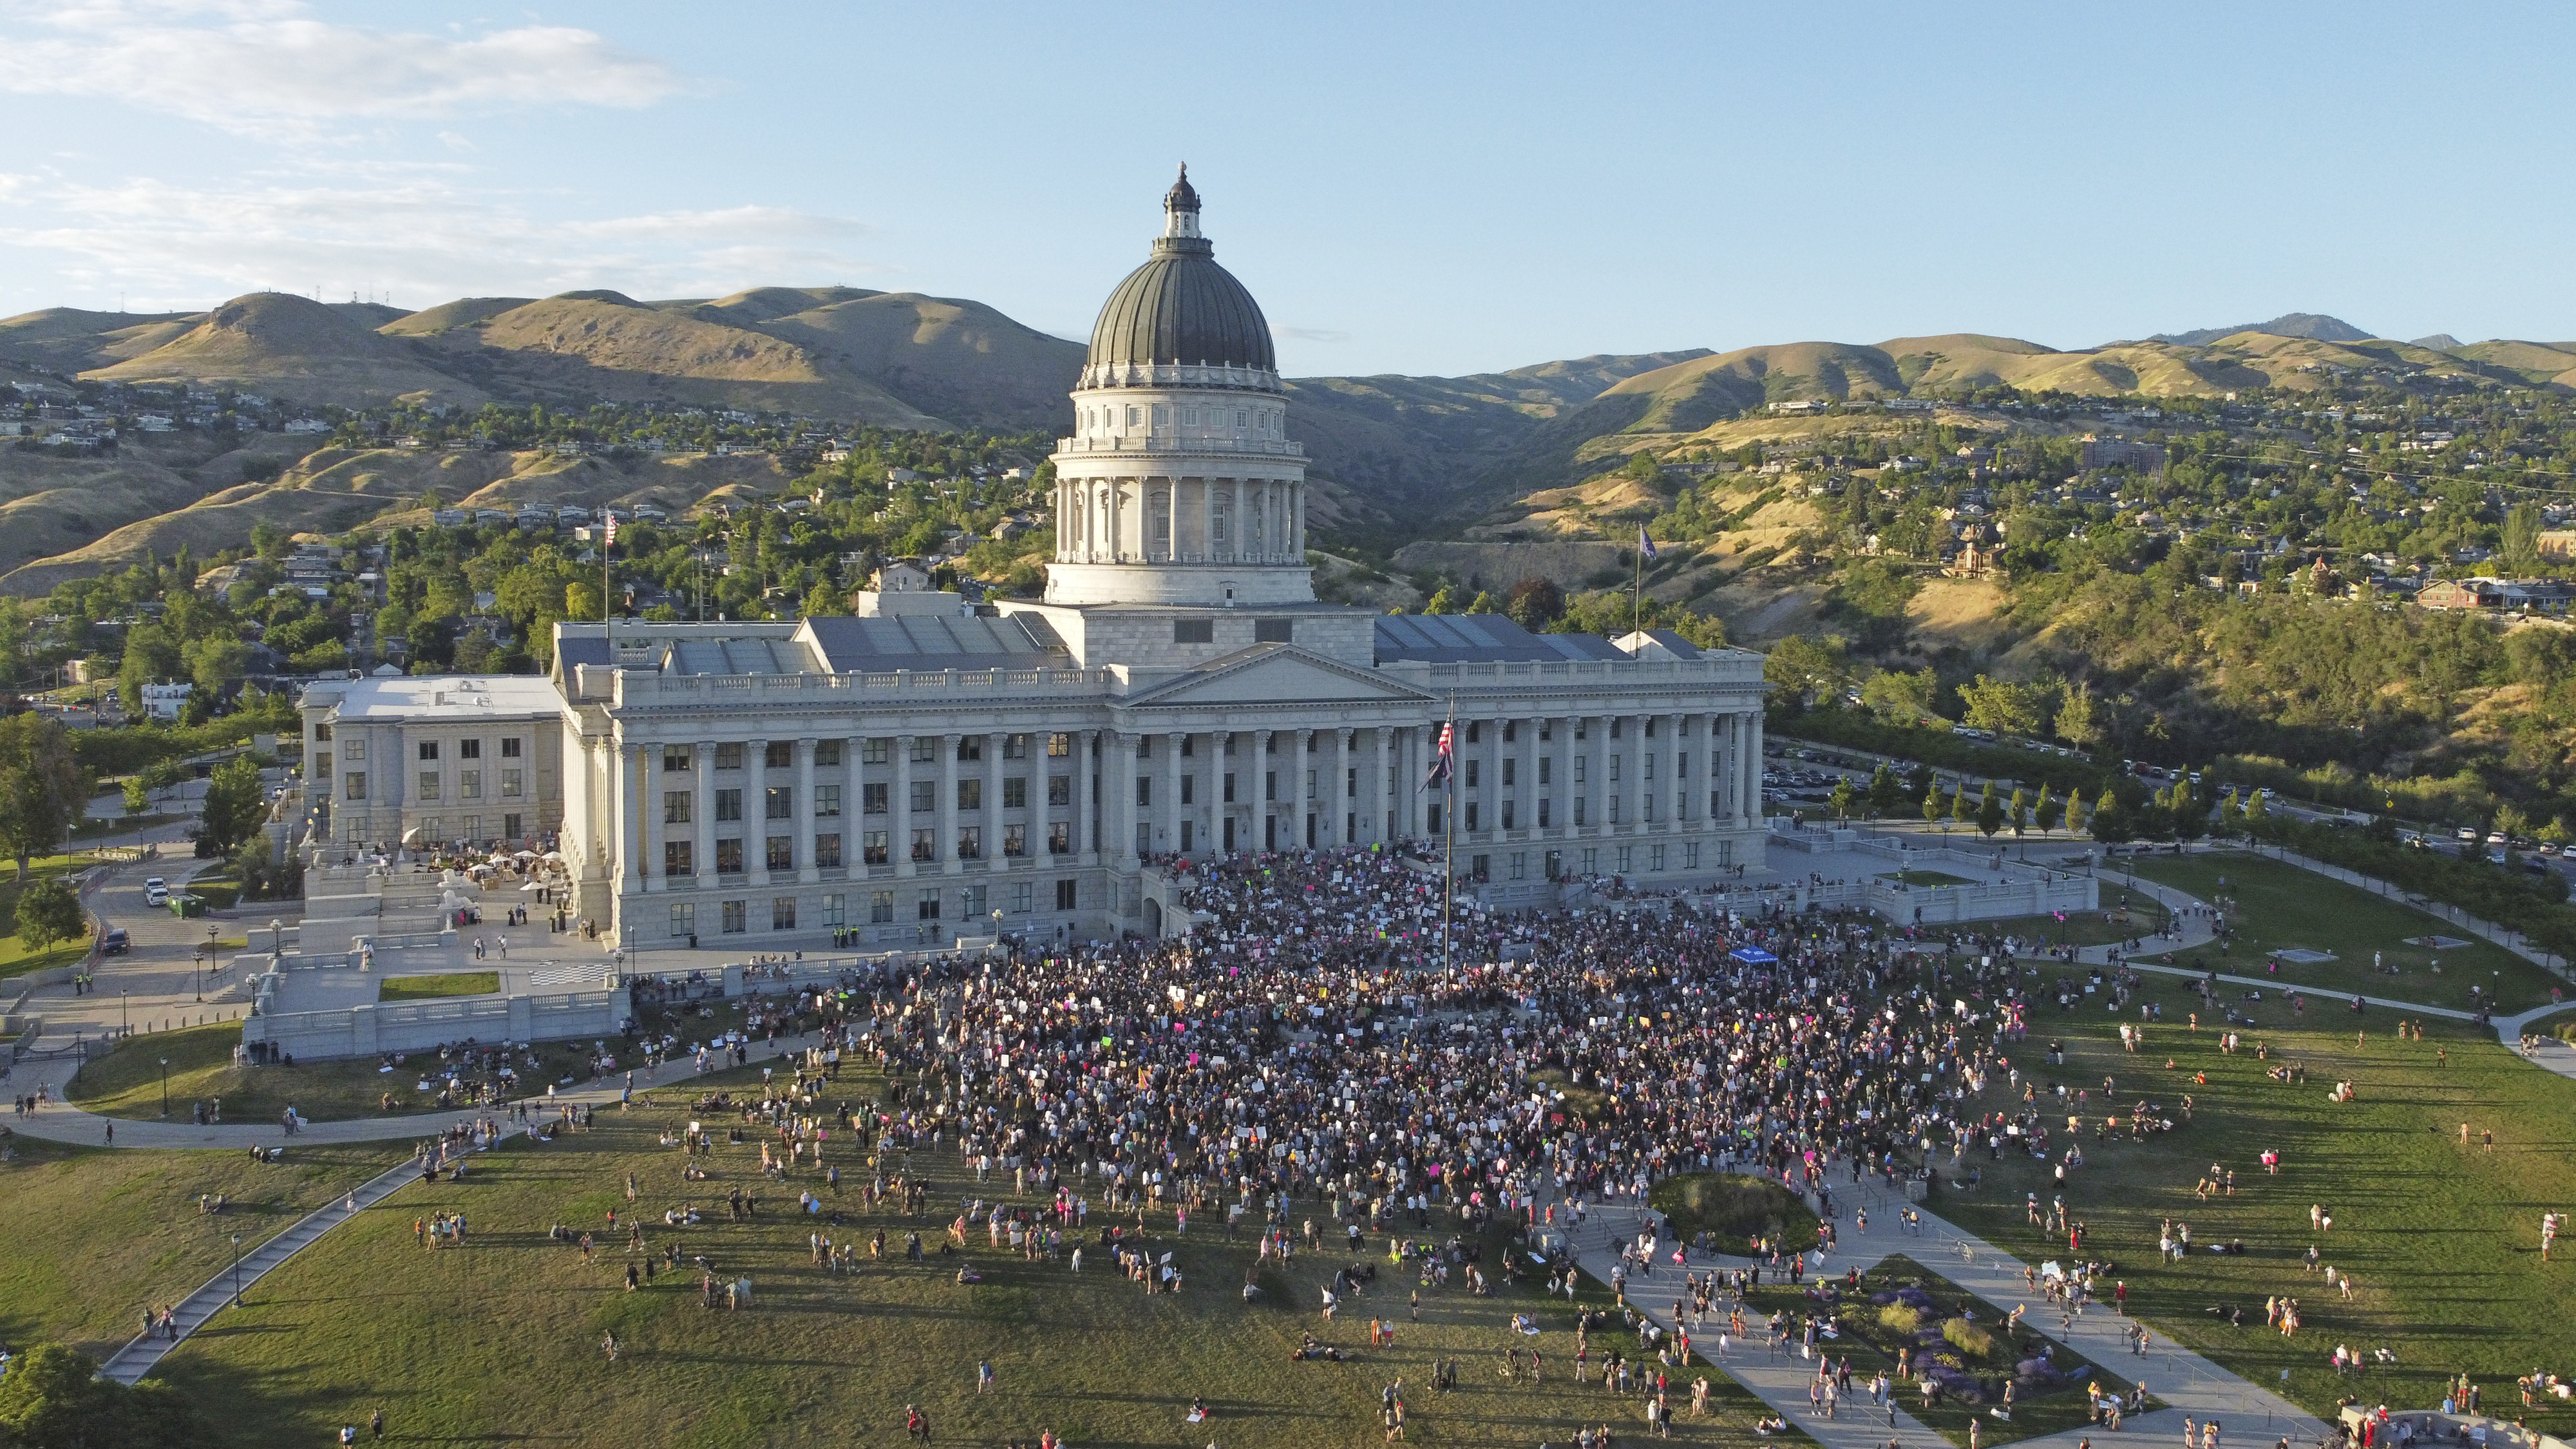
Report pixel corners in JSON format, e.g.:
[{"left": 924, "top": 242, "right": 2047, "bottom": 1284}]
[{"left": 1558, "top": 1168, "right": 2336, "bottom": 1449}]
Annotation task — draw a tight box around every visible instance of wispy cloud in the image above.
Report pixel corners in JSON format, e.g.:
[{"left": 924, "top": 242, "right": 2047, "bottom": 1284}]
[
  {"left": 0, "top": 1, "right": 694, "bottom": 139},
  {"left": 1278, "top": 325, "right": 1351, "bottom": 343},
  {"left": 0, "top": 174, "right": 884, "bottom": 311}
]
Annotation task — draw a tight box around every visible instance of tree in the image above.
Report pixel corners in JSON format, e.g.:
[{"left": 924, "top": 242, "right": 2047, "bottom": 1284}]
[
  {"left": 14, "top": 876, "right": 80, "bottom": 954},
  {"left": 2032, "top": 782, "right": 2054, "bottom": 837},
  {"left": 198, "top": 753, "right": 268, "bottom": 857},
  {"left": 2088, "top": 785, "right": 2131, "bottom": 845},
  {"left": 1922, "top": 784, "right": 1942, "bottom": 830},
  {"left": 1423, "top": 584, "right": 1457, "bottom": 615},
  {"left": 121, "top": 777, "right": 148, "bottom": 818},
  {"left": 0, "top": 1341, "right": 202, "bottom": 1448},
  {"left": 2063, "top": 789, "right": 2086, "bottom": 837},
  {"left": 564, "top": 581, "right": 603, "bottom": 621},
  {"left": 1949, "top": 781, "right": 1971, "bottom": 831},
  {"left": 183, "top": 634, "right": 251, "bottom": 699},
  {"left": 1866, "top": 762, "right": 1901, "bottom": 818},
  {"left": 1464, "top": 591, "right": 1499, "bottom": 614},
  {"left": 0, "top": 714, "right": 86, "bottom": 880},
  {"left": 1763, "top": 634, "right": 1851, "bottom": 712},
  {"left": 2054, "top": 684, "right": 2102, "bottom": 750},
  {"left": 2008, "top": 787, "right": 2028, "bottom": 841},
  {"left": 1506, "top": 578, "right": 1564, "bottom": 630},
  {"left": 1960, "top": 674, "right": 2054, "bottom": 738},
  {"left": 1828, "top": 777, "right": 1855, "bottom": 820},
  {"left": 801, "top": 580, "right": 851, "bottom": 618},
  {"left": 2242, "top": 788, "right": 2271, "bottom": 838},
  {"left": 1977, "top": 788, "right": 2005, "bottom": 840},
  {"left": 1860, "top": 668, "right": 1940, "bottom": 726}
]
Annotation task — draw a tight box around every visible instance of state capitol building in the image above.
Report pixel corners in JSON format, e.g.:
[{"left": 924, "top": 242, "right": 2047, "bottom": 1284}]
[{"left": 300, "top": 173, "right": 1769, "bottom": 948}]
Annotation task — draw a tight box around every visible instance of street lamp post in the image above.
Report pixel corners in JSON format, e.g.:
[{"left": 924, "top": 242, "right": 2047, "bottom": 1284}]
[
  {"left": 158, "top": 1056, "right": 169, "bottom": 1117},
  {"left": 119, "top": 989, "right": 128, "bottom": 1036},
  {"left": 230, "top": 1233, "right": 243, "bottom": 1307}
]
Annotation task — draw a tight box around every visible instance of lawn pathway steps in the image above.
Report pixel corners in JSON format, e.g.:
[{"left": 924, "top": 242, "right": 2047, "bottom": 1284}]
[
  {"left": 95, "top": 1151, "right": 429, "bottom": 1387},
  {"left": 1556, "top": 1164, "right": 2336, "bottom": 1449}
]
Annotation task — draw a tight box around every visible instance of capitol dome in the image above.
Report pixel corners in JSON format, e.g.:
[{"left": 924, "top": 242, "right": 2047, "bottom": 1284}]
[{"left": 1084, "top": 166, "right": 1276, "bottom": 377}]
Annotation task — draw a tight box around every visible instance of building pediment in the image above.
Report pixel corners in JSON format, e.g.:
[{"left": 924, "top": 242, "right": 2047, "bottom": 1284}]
[{"left": 1124, "top": 643, "right": 1432, "bottom": 708}]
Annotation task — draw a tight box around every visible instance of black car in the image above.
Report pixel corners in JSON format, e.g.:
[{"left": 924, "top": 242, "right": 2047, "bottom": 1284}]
[{"left": 101, "top": 928, "right": 131, "bottom": 955}]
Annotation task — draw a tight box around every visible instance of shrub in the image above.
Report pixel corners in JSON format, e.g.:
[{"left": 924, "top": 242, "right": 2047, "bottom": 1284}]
[
  {"left": 1877, "top": 1304, "right": 1922, "bottom": 1334},
  {"left": 1942, "top": 1317, "right": 1997, "bottom": 1359}
]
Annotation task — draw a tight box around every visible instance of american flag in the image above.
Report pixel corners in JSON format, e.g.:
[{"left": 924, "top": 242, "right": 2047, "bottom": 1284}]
[
  {"left": 1423, "top": 718, "right": 1454, "bottom": 790},
  {"left": 1638, "top": 525, "right": 1657, "bottom": 560},
  {"left": 602, "top": 515, "right": 618, "bottom": 548}
]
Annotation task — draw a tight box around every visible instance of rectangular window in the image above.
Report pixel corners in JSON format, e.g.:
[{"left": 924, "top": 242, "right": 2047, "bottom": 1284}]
[
  {"left": 1046, "top": 821, "right": 1070, "bottom": 855},
  {"left": 1304, "top": 770, "right": 1316, "bottom": 800},
  {"left": 1135, "top": 777, "right": 1151, "bottom": 808},
  {"left": 1180, "top": 773, "right": 1195, "bottom": 806},
  {"left": 316, "top": 751, "right": 333, "bottom": 777},
  {"left": 1683, "top": 840, "right": 1700, "bottom": 869},
  {"left": 1003, "top": 777, "right": 1027, "bottom": 809},
  {"left": 1003, "top": 734, "right": 1028, "bottom": 760},
  {"left": 909, "top": 737, "right": 937, "bottom": 764},
  {"left": 863, "top": 782, "right": 888, "bottom": 814},
  {"left": 1003, "top": 823, "right": 1026, "bottom": 857},
  {"left": 1253, "top": 618, "right": 1293, "bottom": 643},
  {"left": 1012, "top": 882, "right": 1033, "bottom": 914},
  {"left": 1610, "top": 754, "right": 1622, "bottom": 782},
  {"left": 864, "top": 830, "right": 889, "bottom": 864},
  {"left": 1501, "top": 800, "right": 1515, "bottom": 829},
  {"left": 958, "top": 826, "right": 982, "bottom": 860},
  {"left": 1539, "top": 757, "right": 1552, "bottom": 785},
  {"left": 822, "top": 893, "right": 846, "bottom": 927},
  {"left": 1047, "top": 734, "right": 1071, "bottom": 758},
  {"left": 957, "top": 779, "right": 981, "bottom": 811},
  {"left": 1264, "top": 770, "right": 1276, "bottom": 802},
  {"left": 459, "top": 739, "right": 482, "bottom": 759},
  {"left": 911, "top": 828, "right": 936, "bottom": 862},
  {"left": 1464, "top": 760, "right": 1479, "bottom": 788},
  {"left": 1056, "top": 878, "right": 1079, "bottom": 910},
  {"left": 1574, "top": 798, "right": 1587, "bottom": 826},
  {"left": 815, "top": 739, "right": 843, "bottom": 767},
  {"left": 670, "top": 902, "right": 694, "bottom": 938},
  {"left": 1223, "top": 772, "right": 1237, "bottom": 803},
  {"left": 504, "top": 812, "right": 521, "bottom": 840},
  {"left": 314, "top": 723, "right": 333, "bottom": 743},
  {"left": 715, "top": 789, "right": 743, "bottom": 822},
  {"left": 1581, "top": 847, "right": 1598, "bottom": 875},
  {"left": 715, "top": 743, "right": 743, "bottom": 770},
  {"left": 958, "top": 737, "right": 983, "bottom": 762},
  {"left": 664, "top": 791, "right": 692, "bottom": 824},
  {"left": 459, "top": 769, "right": 482, "bottom": 800},
  {"left": 1173, "top": 618, "right": 1214, "bottom": 644},
  {"left": 772, "top": 896, "right": 797, "bottom": 931},
  {"left": 909, "top": 781, "right": 934, "bottom": 813},
  {"left": 869, "top": 891, "right": 894, "bottom": 924},
  {"left": 1645, "top": 752, "right": 1656, "bottom": 780},
  {"left": 766, "top": 786, "right": 793, "bottom": 820},
  {"left": 418, "top": 741, "right": 439, "bottom": 761},
  {"left": 418, "top": 770, "right": 440, "bottom": 800},
  {"left": 1650, "top": 844, "right": 1667, "bottom": 872},
  {"left": 665, "top": 840, "right": 694, "bottom": 876},
  {"left": 1464, "top": 802, "right": 1479, "bottom": 831},
  {"left": 420, "top": 818, "right": 442, "bottom": 842},
  {"left": 715, "top": 838, "right": 744, "bottom": 874},
  {"left": 1616, "top": 845, "right": 1634, "bottom": 873},
  {"left": 916, "top": 888, "right": 942, "bottom": 921},
  {"left": 764, "top": 741, "right": 793, "bottom": 770},
  {"left": 814, "top": 833, "right": 842, "bottom": 867},
  {"left": 862, "top": 738, "right": 890, "bottom": 766},
  {"left": 1509, "top": 851, "right": 1527, "bottom": 881},
  {"left": 500, "top": 768, "right": 523, "bottom": 798},
  {"left": 816, "top": 783, "right": 842, "bottom": 818},
  {"left": 1047, "top": 774, "right": 1070, "bottom": 807},
  {"left": 663, "top": 744, "right": 694, "bottom": 772},
  {"left": 1539, "top": 799, "right": 1551, "bottom": 828},
  {"left": 344, "top": 772, "right": 366, "bottom": 800},
  {"left": 1677, "top": 750, "right": 1690, "bottom": 777},
  {"left": 720, "top": 899, "right": 746, "bottom": 934},
  {"left": 1502, "top": 758, "right": 1516, "bottom": 786},
  {"left": 766, "top": 835, "right": 793, "bottom": 871},
  {"left": 501, "top": 737, "right": 522, "bottom": 759},
  {"left": 960, "top": 884, "right": 986, "bottom": 920},
  {"left": 1574, "top": 757, "right": 1587, "bottom": 784},
  {"left": 1135, "top": 822, "right": 1152, "bottom": 857},
  {"left": 1470, "top": 854, "right": 1489, "bottom": 882},
  {"left": 345, "top": 737, "right": 364, "bottom": 761}
]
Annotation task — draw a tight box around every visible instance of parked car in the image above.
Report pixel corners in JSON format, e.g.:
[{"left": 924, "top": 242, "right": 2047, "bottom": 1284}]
[{"left": 100, "top": 927, "right": 130, "bottom": 955}]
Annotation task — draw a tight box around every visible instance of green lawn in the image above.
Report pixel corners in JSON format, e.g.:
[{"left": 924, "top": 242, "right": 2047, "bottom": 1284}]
[
  {"left": 1976, "top": 904, "right": 2172, "bottom": 951},
  {"left": 65, "top": 1023, "right": 610, "bottom": 1124},
  {"left": 379, "top": 971, "right": 500, "bottom": 1002},
  {"left": 142, "top": 1069, "right": 1793, "bottom": 1449},
  {"left": 1939, "top": 969, "right": 2576, "bottom": 1435},
  {"left": 2122, "top": 851, "right": 2569, "bottom": 1013},
  {"left": 1651, "top": 1172, "right": 1819, "bottom": 1253},
  {"left": 0, "top": 1135, "right": 404, "bottom": 1359},
  {"left": 0, "top": 936, "right": 90, "bottom": 981}
]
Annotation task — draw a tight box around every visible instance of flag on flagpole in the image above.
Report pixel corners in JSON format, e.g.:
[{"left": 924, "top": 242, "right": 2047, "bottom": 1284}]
[
  {"left": 1638, "top": 525, "right": 1657, "bottom": 560},
  {"left": 603, "top": 515, "right": 619, "bottom": 549},
  {"left": 1423, "top": 718, "right": 1454, "bottom": 790}
]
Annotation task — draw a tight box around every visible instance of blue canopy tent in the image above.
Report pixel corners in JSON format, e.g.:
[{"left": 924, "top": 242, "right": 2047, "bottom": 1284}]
[{"left": 1729, "top": 947, "right": 1778, "bottom": 965}]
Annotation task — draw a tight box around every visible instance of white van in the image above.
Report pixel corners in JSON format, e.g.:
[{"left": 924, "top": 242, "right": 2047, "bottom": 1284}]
[{"left": 143, "top": 875, "right": 169, "bottom": 905}]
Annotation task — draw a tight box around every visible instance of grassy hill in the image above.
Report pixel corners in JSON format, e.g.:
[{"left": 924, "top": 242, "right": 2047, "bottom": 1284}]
[{"left": 83, "top": 293, "right": 484, "bottom": 408}]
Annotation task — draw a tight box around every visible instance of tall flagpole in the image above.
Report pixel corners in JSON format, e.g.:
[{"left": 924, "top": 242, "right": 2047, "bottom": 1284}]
[
  {"left": 1632, "top": 533, "right": 1644, "bottom": 639},
  {"left": 1442, "top": 692, "right": 1456, "bottom": 978}
]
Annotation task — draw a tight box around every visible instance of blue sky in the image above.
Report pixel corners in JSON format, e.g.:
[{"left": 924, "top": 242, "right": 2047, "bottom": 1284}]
[{"left": 3, "top": 1, "right": 2572, "bottom": 377}]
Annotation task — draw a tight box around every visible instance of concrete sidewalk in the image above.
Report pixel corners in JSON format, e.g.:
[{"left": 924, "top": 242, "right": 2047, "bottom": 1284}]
[{"left": 1555, "top": 1167, "right": 2333, "bottom": 1449}]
